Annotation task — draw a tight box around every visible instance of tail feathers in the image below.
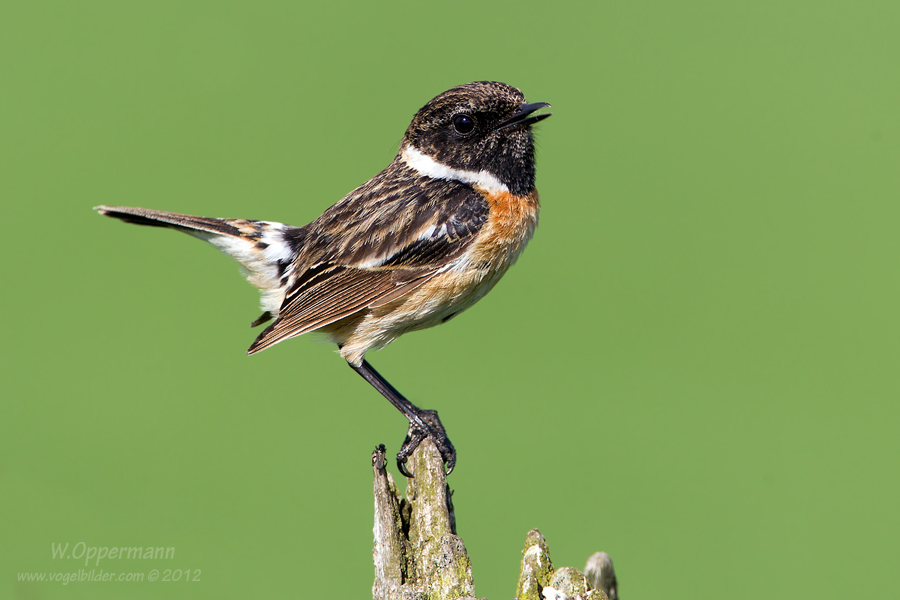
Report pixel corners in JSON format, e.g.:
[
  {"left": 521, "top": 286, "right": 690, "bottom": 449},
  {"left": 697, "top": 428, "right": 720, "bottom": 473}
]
[
  {"left": 95, "top": 205, "right": 306, "bottom": 318},
  {"left": 95, "top": 206, "right": 245, "bottom": 237}
]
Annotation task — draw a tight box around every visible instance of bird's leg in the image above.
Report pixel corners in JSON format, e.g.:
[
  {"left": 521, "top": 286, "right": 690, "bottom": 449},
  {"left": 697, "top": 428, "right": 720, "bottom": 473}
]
[{"left": 348, "top": 358, "right": 456, "bottom": 477}]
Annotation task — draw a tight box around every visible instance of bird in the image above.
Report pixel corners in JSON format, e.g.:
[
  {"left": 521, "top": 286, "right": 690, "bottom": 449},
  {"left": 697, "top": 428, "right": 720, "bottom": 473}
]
[{"left": 96, "top": 81, "right": 551, "bottom": 476}]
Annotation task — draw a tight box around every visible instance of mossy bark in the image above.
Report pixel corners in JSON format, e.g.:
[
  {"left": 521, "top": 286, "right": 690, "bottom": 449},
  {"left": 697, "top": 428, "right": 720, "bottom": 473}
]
[
  {"left": 372, "top": 440, "right": 475, "bottom": 600},
  {"left": 371, "top": 444, "right": 618, "bottom": 600}
]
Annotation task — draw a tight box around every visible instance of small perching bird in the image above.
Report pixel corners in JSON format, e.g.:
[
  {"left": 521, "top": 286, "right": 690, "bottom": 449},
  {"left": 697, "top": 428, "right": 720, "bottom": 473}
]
[{"left": 96, "top": 81, "right": 551, "bottom": 476}]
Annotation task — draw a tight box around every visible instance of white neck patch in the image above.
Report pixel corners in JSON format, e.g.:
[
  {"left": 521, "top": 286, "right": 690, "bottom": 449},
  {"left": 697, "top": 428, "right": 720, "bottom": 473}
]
[{"left": 401, "top": 145, "right": 508, "bottom": 195}]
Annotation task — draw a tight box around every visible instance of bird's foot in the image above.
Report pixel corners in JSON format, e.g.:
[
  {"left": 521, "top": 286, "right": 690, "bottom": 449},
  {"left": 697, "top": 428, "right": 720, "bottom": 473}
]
[{"left": 396, "top": 409, "right": 456, "bottom": 478}]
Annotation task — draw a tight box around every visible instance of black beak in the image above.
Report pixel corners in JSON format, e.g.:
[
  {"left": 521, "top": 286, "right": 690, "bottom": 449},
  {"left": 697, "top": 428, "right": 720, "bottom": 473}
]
[{"left": 496, "top": 102, "right": 552, "bottom": 130}]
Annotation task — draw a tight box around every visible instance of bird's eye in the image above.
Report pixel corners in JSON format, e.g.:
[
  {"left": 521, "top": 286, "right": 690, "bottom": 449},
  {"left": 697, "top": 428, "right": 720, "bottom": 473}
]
[{"left": 452, "top": 114, "right": 476, "bottom": 135}]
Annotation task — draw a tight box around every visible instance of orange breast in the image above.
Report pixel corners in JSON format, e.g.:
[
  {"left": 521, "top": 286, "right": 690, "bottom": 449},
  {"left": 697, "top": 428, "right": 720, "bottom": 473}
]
[{"left": 471, "top": 188, "right": 540, "bottom": 265}]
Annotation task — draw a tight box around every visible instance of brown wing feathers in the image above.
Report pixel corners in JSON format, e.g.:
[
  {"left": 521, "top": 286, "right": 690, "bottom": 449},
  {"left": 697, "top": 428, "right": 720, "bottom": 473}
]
[
  {"left": 247, "top": 168, "right": 490, "bottom": 354},
  {"left": 246, "top": 267, "right": 434, "bottom": 354}
]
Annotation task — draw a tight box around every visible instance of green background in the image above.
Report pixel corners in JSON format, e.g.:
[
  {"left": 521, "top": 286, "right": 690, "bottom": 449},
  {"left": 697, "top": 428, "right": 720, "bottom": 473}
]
[{"left": 2, "top": 1, "right": 898, "bottom": 598}]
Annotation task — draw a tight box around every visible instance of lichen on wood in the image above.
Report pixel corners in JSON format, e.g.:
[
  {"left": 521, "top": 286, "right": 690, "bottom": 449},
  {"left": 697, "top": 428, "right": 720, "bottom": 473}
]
[
  {"left": 372, "top": 441, "right": 476, "bottom": 600},
  {"left": 372, "top": 444, "right": 618, "bottom": 600},
  {"left": 515, "top": 529, "right": 618, "bottom": 600}
]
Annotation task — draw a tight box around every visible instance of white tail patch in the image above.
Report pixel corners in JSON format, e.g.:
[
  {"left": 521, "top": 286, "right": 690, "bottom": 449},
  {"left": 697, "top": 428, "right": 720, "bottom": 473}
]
[{"left": 188, "top": 222, "right": 293, "bottom": 316}]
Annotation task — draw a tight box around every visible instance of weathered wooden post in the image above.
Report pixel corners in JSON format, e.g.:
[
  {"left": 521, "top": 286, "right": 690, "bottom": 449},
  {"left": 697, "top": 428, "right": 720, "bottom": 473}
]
[{"left": 371, "top": 442, "right": 618, "bottom": 600}]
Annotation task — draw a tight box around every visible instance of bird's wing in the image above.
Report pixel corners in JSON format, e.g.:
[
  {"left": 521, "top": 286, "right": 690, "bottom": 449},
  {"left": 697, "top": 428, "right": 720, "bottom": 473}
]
[{"left": 246, "top": 179, "right": 489, "bottom": 354}]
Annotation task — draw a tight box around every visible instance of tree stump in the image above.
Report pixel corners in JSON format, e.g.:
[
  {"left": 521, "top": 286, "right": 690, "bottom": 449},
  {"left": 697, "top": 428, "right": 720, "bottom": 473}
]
[{"left": 371, "top": 442, "right": 618, "bottom": 600}]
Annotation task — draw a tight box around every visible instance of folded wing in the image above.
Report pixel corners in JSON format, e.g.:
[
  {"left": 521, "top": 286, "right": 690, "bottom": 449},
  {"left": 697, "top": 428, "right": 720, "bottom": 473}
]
[{"left": 247, "top": 178, "right": 489, "bottom": 354}]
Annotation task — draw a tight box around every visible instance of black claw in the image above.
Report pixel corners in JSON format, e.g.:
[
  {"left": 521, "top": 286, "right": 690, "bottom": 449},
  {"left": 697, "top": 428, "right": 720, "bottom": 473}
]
[
  {"left": 397, "top": 456, "right": 413, "bottom": 478},
  {"left": 422, "top": 410, "right": 456, "bottom": 475},
  {"left": 394, "top": 414, "right": 456, "bottom": 478},
  {"left": 397, "top": 424, "right": 428, "bottom": 478}
]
